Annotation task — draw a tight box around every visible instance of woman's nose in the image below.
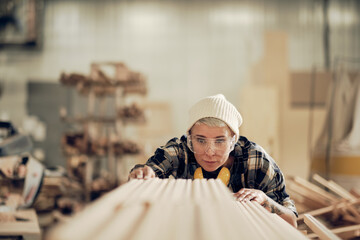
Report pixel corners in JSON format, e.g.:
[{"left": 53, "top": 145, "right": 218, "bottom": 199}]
[{"left": 204, "top": 143, "right": 216, "bottom": 156}]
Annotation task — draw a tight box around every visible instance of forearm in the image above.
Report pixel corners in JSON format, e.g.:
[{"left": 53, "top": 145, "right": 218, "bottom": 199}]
[{"left": 262, "top": 197, "right": 297, "bottom": 228}]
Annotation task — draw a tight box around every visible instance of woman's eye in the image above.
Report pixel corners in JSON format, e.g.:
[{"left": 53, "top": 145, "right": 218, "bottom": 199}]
[
  {"left": 196, "top": 138, "right": 206, "bottom": 144},
  {"left": 215, "top": 139, "right": 225, "bottom": 144}
]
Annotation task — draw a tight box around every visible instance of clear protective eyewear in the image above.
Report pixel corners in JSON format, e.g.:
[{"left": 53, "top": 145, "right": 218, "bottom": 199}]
[{"left": 187, "top": 135, "right": 236, "bottom": 154}]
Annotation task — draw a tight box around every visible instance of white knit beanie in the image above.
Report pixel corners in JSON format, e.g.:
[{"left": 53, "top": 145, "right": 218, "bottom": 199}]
[{"left": 187, "top": 94, "right": 243, "bottom": 140}]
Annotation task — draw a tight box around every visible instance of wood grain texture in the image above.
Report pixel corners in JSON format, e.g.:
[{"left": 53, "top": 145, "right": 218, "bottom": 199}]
[{"left": 48, "top": 179, "right": 308, "bottom": 240}]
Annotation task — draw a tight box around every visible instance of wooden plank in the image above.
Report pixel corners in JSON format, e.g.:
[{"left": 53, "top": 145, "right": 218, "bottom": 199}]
[
  {"left": 287, "top": 181, "right": 332, "bottom": 207},
  {"left": 165, "top": 201, "right": 196, "bottom": 240},
  {"left": 236, "top": 202, "right": 277, "bottom": 239},
  {"left": 130, "top": 202, "right": 175, "bottom": 240},
  {"left": 328, "top": 179, "right": 358, "bottom": 201},
  {"left": 0, "top": 209, "right": 41, "bottom": 240},
  {"left": 346, "top": 204, "right": 360, "bottom": 223},
  {"left": 304, "top": 214, "right": 341, "bottom": 240},
  {"left": 292, "top": 176, "right": 338, "bottom": 202},
  {"left": 192, "top": 179, "right": 202, "bottom": 203},
  {"left": 298, "top": 198, "right": 360, "bottom": 220},
  {"left": 307, "top": 224, "right": 360, "bottom": 239},
  {"left": 91, "top": 204, "right": 148, "bottom": 240},
  {"left": 350, "top": 188, "right": 360, "bottom": 198},
  {"left": 48, "top": 179, "right": 308, "bottom": 240},
  {"left": 196, "top": 202, "right": 224, "bottom": 240},
  {"left": 312, "top": 174, "right": 357, "bottom": 201},
  {"left": 329, "top": 224, "right": 360, "bottom": 239},
  {"left": 47, "top": 179, "right": 143, "bottom": 240},
  {"left": 248, "top": 201, "right": 307, "bottom": 240},
  {"left": 171, "top": 179, "right": 187, "bottom": 201}
]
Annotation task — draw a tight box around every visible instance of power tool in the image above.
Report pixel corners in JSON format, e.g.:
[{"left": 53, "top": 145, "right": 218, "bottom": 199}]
[{"left": 0, "top": 121, "right": 44, "bottom": 209}]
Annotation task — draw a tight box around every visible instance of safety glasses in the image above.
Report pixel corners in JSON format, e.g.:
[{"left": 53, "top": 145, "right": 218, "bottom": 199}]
[{"left": 187, "top": 135, "right": 236, "bottom": 155}]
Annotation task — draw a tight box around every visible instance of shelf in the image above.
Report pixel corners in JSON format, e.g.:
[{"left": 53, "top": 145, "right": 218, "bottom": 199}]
[
  {"left": 61, "top": 116, "right": 146, "bottom": 125},
  {"left": 59, "top": 61, "right": 148, "bottom": 200}
]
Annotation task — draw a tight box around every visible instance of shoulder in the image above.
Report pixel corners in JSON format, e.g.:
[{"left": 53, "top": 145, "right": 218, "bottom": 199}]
[
  {"left": 235, "top": 137, "right": 284, "bottom": 190},
  {"left": 154, "top": 135, "right": 188, "bottom": 157},
  {"left": 234, "top": 136, "right": 268, "bottom": 156},
  {"left": 235, "top": 136, "right": 277, "bottom": 169},
  {"left": 162, "top": 136, "right": 186, "bottom": 147},
  {"left": 159, "top": 136, "right": 188, "bottom": 151}
]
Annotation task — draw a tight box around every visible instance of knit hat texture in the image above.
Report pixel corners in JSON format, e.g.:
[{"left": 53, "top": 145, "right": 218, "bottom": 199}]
[{"left": 187, "top": 94, "right": 243, "bottom": 140}]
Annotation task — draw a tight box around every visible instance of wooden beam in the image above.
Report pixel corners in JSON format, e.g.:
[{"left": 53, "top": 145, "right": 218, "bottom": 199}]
[
  {"left": 298, "top": 198, "right": 360, "bottom": 220},
  {"left": 307, "top": 224, "right": 360, "bottom": 239},
  {"left": 304, "top": 214, "right": 341, "bottom": 240},
  {"left": 292, "top": 176, "right": 338, "bottom": 202},
  {"left": 312, "top": 174, "right": 357, "bottom": 201}
]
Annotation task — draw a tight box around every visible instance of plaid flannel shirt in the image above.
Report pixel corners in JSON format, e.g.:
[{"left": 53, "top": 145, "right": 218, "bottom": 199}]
[{"left": 133, "top": 135, "right": 297, "bottom": 217}]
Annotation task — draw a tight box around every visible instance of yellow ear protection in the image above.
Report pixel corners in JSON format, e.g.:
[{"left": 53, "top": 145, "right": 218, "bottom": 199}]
[{"left": 193, "top": 167, "right": 230, "bottom": 186}]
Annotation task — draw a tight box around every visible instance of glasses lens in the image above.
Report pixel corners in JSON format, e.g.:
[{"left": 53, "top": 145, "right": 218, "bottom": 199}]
[{"left": 188, "top": 135, "right": 234, "bottom": 154}]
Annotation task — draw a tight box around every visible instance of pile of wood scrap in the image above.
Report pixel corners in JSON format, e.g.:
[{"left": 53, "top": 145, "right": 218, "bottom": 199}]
[
  {"left": 62, "top": 132, "right": 141, "bottom": 156},
  {"left": 33, "top": 176, "right": 83, "bottom": 213},
  {"left": 117, "top": 103, "right": 146, "bottom": 123},
  {"left": 0, "top": 174, "right": 85, "bottom": 238},
  {"left": 48, "top": 179, "right": 307, "bottom": 240},
  {"left": 60, "top": 154, "right": 117, "bottom": 190},
  {"left": 287, "top": 174, "right": 360, "bottom": 239},
  {"left": 60, "top": 62, "right": 147, "bottom": 96},
  {"left": 112, "top": 140, "right": 141, "bottom": 155},
  {"left": 33, "top": 174, "right": 88, "bottom": 237},
  {"left": 90, "top": 173, "right": 117, "bottom": 199},
  {"left": 59, "top": 73, "right": 90, "bottom": 86}
]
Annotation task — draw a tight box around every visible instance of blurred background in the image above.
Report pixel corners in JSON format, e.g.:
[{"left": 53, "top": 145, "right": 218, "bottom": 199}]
[
  {"left": 1, "top": 0, "right": 360, "bottom": 238},
  {"left": 0, "top": 0, "right": 359, "bottom": 200}
]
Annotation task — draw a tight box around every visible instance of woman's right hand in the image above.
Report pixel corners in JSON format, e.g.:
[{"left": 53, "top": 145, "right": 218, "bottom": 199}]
[{"left": 128, "top": 166, "right": 156, "bottom": 180}]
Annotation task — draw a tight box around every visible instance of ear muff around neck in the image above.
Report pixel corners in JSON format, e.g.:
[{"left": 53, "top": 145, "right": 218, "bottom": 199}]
[{"left": 193, "top": 167, "right": 230, "bottom": 186}]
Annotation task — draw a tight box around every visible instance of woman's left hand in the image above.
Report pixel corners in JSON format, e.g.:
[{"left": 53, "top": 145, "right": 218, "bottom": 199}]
[
  {"left": 234, "top": 188, "right": 298, "bottom": 227},
  {"left": 233, "top": 188, "right": 268, "bottom": 205}
]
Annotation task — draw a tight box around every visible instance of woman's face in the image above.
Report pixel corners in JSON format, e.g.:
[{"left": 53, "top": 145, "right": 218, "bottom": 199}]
[{"left": 189, "top": 123, "right": 234, "bottom": 172}]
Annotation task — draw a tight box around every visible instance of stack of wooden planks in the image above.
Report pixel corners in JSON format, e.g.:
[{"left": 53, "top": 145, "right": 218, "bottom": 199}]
[
  {"left": 33, "top": 176, "right": 84, "bottom": 211},
  {"left": 48, "top": 179, "right": 307, "bottom": 240},
  {"left": 287, "top": 174, "right": 360, "bottom": 239}
]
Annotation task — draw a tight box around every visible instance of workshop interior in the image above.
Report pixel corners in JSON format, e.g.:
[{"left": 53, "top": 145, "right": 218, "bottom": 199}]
[{"left": 0, "top": 0, "right": 360, "bottom": 239}]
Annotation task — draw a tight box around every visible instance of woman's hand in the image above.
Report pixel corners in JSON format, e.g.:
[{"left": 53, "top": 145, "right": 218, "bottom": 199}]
[
  {"left": 234, "top": 188, "right": 268, "bottom": 205},
  {"left": 234, "top": 188, "right": 297, "bottom": 227},
  {"left": 128, "top": 166, "right": 156, "bottom": 180}
]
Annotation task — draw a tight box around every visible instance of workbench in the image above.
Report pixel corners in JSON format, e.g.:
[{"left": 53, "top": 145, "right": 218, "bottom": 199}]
[{"left": 0, "top": 209, "right": 41, "bottom": 240}]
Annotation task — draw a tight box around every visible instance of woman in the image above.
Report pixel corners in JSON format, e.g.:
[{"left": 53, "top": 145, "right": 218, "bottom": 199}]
[{"left": 129, "top": 94, "right": 297, "bottom": 227}]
